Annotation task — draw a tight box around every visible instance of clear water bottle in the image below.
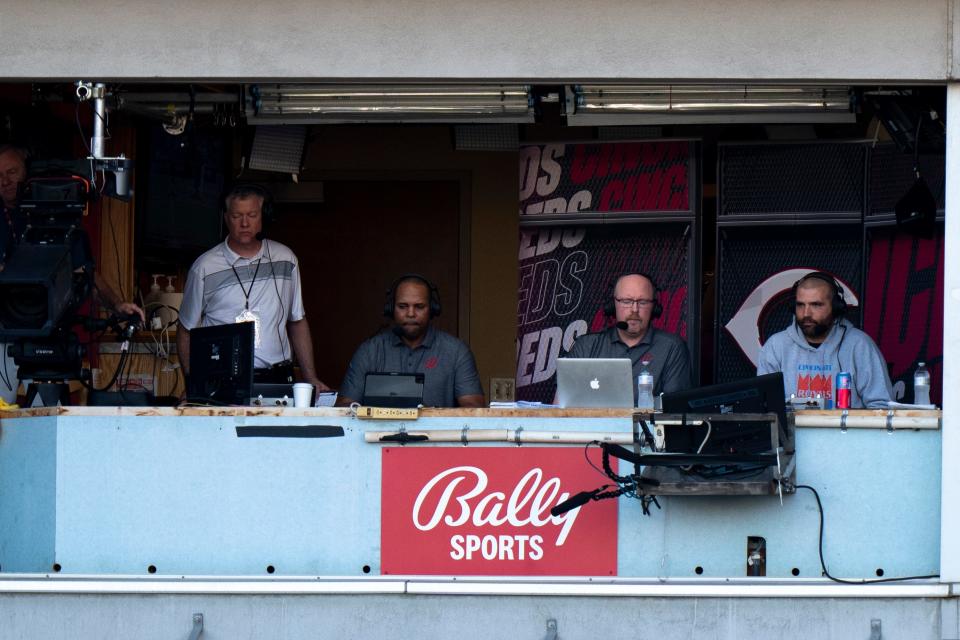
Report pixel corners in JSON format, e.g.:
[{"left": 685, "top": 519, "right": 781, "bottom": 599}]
[
  {"left": 637, "top": 369, "right": 654, "bottom": 410},
  {"left": 914, "top": 362, "right": 931, "bottom": 405}
]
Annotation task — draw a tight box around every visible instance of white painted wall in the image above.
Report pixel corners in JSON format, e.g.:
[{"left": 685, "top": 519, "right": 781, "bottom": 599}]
[{"left": 0, "top": 0, "right": 952, "bottom": 81}]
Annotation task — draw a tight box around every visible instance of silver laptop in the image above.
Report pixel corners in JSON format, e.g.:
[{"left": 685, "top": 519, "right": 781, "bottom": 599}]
[{"left": 556, "top": 358, "right": 634, "bottom": 408}]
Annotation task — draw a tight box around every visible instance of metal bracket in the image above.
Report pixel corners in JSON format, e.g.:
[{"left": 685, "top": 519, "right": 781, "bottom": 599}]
[
  {"left": 543, "top": 618, "right": 558, "bottom": 640},
  {"left": 460, "top": 426, "right": 470, "bottom": 446},
  {"left": 187, "top": 613, "right": 203, "bottom": 640},
  {"left": 839, "top": 409, "right": 848, "bottom": 433},
  {"left": 869, "top": 618, "right": 881, "bottom": 640},
  {"left": 886, "top": 410, "right": 895, "bottom": 434},
  {"left": 514, "top": 426, "right": 524, "bottom": 446}
]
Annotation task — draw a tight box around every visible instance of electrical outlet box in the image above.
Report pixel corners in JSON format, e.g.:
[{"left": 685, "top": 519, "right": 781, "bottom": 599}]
[{"left": 490, "top": 377, "right": 516, "bottom": 403}]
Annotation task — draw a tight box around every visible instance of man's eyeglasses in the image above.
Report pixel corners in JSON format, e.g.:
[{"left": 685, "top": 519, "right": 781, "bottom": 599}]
[{"left": 614, "top": 298, "right": 655, "bottom": 308}]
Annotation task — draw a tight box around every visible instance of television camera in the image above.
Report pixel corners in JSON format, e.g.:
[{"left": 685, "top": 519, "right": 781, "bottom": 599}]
[{"left": 0, "top": 173, "right": 139, "bottom": 406}]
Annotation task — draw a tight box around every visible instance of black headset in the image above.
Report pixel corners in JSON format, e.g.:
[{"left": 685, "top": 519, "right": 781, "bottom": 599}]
[
  {"left": 384, "top": 273, "right": 442, "bottom": 318},
  {"left": 790, "top": 271, "right": 847, "bottom": 319},
  {"left": 223, "top": 182, "right": 275, "bottom": 239},
  {"left": 602, "top": 271, "right": 663, "bottom": 319}
]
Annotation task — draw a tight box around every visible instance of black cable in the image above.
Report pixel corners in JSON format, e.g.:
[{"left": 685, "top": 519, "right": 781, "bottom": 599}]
[
  {"left": 75, "top": 103, "right": 92, "bottom": 154},
  {"left": 796, "top": 484, "right": 939, "bottom": 584}
]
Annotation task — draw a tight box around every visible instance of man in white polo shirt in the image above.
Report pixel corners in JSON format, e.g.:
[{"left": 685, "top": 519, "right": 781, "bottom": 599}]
[{"left": 176, "top": 184, "right": 327, "bottom": 392}]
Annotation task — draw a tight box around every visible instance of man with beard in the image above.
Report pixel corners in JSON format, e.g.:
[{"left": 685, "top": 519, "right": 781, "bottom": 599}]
[
  {"left": 758, "top": 271, "right": 892, "bottom": 408},
  {"left": 565, "top": 272, "right": 691, "bottom": 401},
  {"left": 336, "top": 274, "right": 484, "bottom": 408}
]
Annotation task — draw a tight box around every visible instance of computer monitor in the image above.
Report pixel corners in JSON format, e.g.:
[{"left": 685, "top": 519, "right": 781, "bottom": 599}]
[
  {"left": 660, "top": 372, "right": 790, "bottom": 454},
  {"left": 187, "top": 322, "right": 254, "bottom": 405}
]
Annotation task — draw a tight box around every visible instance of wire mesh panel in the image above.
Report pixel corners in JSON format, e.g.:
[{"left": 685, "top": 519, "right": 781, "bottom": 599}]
[
  {"left": 868, "top": 143, "right": 945, "bottom": 217},
  {"left": 719, "top": 143, "right": 866, "bottom": 220},
  {"left": 516, "top": 223, "right": 693, "bottom": 402},
  {"left": 716, "top": 227, "right": 863, "bottom": 384}
]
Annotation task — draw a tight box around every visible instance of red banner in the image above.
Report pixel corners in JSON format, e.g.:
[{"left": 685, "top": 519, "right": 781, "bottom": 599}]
[{"left": 380, "top": 447, "right": 617, "bottom": 576}]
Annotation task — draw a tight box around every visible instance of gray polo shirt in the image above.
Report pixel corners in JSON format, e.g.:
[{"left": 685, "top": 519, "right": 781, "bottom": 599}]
[
  {"left": 567, "top": 326, "right": 691, "bottom": 398},
  {"left": 340, "top": 325, "right": 483, "bottom": 407}
]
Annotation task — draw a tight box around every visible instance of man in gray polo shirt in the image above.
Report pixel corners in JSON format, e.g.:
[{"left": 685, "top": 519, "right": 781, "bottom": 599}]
[
  {"left": 177, "top": 184, "right": 327, "bottom": 392},
  {"left": 337, "top": 275, "right": 484, "bottom": 408},
  {"left": 566, "top": 272, "right": 691, "bottom": 400}
]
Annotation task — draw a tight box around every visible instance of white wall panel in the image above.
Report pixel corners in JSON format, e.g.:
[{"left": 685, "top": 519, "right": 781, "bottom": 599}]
[{"left": 0, "top": 0, "right": 951, "bottom": 81}]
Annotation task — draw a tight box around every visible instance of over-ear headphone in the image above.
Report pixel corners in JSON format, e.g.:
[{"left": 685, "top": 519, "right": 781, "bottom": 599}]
[
  {"left": 602, "top": 271, "right": 663, "bottom": 319},
  {"left": 790, "top": 271, "right": 847, "bottom": 319},
  {"left": 223, "top": 182, "right": 275, "bottom": 240},
  {"left": 384, "top": 274, "right": 442, "bottom": 318}
]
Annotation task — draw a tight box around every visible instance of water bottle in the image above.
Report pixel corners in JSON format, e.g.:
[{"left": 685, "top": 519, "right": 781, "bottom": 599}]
[
  {"left": 637, "top": 369, "right": 654, "bottom": 410},
  {"left": 914, "top": 362, "right": 931, "bottom": 405}
]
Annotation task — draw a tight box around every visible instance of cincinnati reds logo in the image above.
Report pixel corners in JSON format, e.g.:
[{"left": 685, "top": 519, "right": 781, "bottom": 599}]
[
  {"left": 425, "top": 356, "right": 439, "bottom": 369},
  {"left": 724, "top": 268, "right": 860, "bottom": 367}
]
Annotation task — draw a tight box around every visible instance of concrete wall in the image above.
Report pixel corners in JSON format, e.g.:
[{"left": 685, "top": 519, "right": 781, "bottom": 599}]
[{"left": 0, "top": 1, "right": 955, "bottom": 81}]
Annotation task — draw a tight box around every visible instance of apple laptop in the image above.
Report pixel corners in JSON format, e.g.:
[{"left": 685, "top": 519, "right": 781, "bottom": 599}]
[{"left": 556, "top": 358, "right": 634, "bottom": 408}]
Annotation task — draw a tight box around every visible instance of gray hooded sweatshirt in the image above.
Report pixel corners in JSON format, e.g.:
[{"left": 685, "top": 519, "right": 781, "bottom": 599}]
[{"left": 757, "top": 317, "right": 893, "bottom": 409}]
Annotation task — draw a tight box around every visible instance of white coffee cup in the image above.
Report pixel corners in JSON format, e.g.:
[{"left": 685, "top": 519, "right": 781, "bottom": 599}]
[{"left": 292, "top": 383, "right": 314, "bottom": 408}]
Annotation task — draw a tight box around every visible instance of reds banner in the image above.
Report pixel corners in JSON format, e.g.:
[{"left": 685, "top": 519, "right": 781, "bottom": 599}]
[
  {"left": 516, "top": 224, "right": 691, "bottom": 402},
  {"left": 380, "top": 447, "right": 617, "bottom": 576},
  {"left": 520, "top": 141, "right": 693, "bottom": 217},
  {"left": 864, "top": 226, "right": 944, "bottom": 404}
]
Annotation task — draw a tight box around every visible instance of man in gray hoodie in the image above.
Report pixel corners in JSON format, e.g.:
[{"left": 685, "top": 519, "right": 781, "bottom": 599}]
[{"left": 757, "top": 271, "right": 893, "bottom": 409}]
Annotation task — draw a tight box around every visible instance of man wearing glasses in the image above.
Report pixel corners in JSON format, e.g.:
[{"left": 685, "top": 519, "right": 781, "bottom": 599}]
[{"left": 566, "top": 272, "right": 691, "bottom": 398}]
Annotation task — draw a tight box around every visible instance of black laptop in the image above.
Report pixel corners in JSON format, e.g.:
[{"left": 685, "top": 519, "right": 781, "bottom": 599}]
[{"left": 362, "top": 372, "right": 425, "bottom": 408}]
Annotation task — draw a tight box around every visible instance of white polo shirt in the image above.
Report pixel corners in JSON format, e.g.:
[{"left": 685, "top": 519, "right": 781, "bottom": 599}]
[{"left": 179, "top": 239, "right": 305, "bottom": 369}]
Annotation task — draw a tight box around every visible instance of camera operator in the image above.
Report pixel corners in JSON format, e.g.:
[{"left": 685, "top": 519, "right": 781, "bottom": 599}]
[{"left": 0, "top": 144, "right": 143, "bottom": 403}]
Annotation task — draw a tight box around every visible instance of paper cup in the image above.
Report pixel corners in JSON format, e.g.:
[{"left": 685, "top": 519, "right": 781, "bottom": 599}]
[{"left": 293, "top": 383, "right": 314, "bottom": 408}]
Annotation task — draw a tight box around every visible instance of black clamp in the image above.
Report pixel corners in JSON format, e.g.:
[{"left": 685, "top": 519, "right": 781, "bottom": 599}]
[
  {"left": 840, "top": 409, "right": 848, "bottom": 433},
  {"left": 460, "top": 425, "right": 470, "bottom": 446},
  {"left": 886, "top": 410, "right": 895, "bottom": 434},
  {"left": 514, "top": 426, "right": 524, "bottom": 446}
]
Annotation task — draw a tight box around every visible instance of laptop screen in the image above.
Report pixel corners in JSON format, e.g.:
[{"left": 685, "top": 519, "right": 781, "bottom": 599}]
[
  {"left": 555, "top": 358, "right": 634, "bottom": 408},
  {"left": 362, "top": 372, "right": 425, "bottom": 408}
]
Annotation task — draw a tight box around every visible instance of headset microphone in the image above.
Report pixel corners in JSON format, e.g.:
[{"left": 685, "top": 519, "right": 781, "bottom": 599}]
[{"left": 615, "top": 321, "right": 629, "bottom": 331}]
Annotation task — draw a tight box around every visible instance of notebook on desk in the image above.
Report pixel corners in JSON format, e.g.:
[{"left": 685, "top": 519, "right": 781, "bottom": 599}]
[
  {"left": 362, "top": 372, "right": 424, "bottom": 408},
  {"left": 555, "top": 358, "right": 634, "bottom": 408}
]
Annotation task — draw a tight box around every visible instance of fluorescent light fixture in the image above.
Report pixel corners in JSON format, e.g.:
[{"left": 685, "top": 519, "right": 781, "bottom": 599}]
[
  {"left": 569, "top": 85, "right": 854, "bottom": 125},
  {"left": 247, "top": 84, "right": 534, "bottom": 124}
]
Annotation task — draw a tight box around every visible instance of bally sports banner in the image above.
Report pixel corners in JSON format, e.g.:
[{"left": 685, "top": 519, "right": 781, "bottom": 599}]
[
  {"left": 520, "top": 140, "right": 694, "bottom": 217},
  {"left": 380, "top": 447, "right": 617, "bottom": 576}
]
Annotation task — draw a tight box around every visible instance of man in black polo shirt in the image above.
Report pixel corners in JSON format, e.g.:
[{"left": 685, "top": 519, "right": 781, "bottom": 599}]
[
  {"left": 337, "top": 274, "right": 484, "bottom": 408},
  {"left": 566, "top": 272, "right": 691, "bottom": 399}
]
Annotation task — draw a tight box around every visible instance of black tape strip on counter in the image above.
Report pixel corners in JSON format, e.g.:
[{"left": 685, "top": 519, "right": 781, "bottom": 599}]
[{"left": 235, "top": 425, "right": 345, "bottom": 438}]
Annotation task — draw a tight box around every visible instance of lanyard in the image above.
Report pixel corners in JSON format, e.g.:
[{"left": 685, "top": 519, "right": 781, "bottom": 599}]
[{"left": 230, "top": 256, "right": 263, "bottom": 311}]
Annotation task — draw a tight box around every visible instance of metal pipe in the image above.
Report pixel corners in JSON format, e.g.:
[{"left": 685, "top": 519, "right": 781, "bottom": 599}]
[{"left": 91, "top": 82, "right": 107, "bottom": 160}]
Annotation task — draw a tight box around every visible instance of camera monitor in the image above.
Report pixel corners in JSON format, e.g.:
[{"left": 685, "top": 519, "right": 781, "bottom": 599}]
[
  {"left": 660, "top": 372, "right": 790, "bottom": 454},
  {"left": 187, "top": 322, "right": 255, "bottom": 405}
]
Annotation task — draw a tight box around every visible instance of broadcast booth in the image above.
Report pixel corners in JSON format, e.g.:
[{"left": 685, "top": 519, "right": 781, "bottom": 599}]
[{"left": 0, "top": 12, "right": 955, "bottom": 636}]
